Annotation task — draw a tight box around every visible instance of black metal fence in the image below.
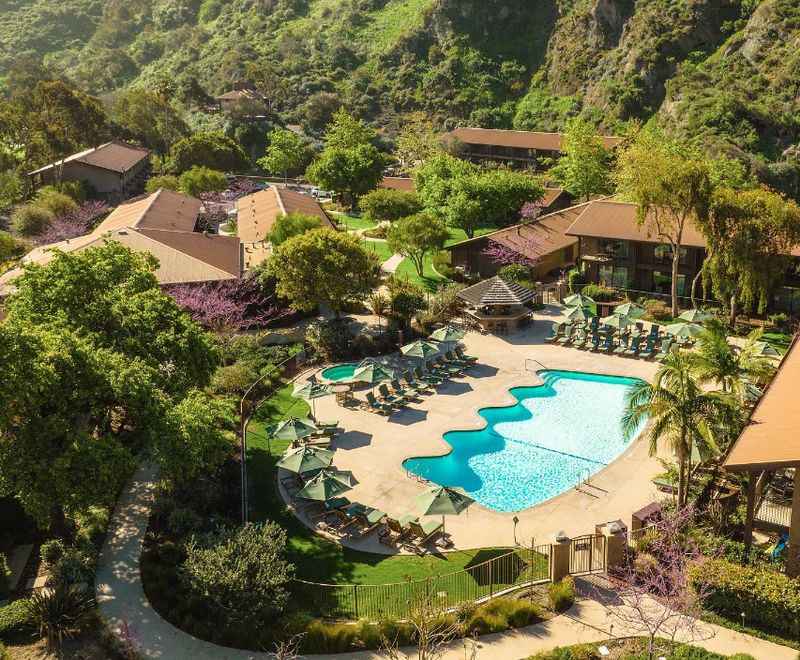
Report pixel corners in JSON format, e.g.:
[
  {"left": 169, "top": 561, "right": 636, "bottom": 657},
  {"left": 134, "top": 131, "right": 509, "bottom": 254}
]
[
  {"left": 291, "top": 545, "right": 552, "bottom": 620},
  {"left": 568, "top": 534, "right": 606, "bottom": 575}
]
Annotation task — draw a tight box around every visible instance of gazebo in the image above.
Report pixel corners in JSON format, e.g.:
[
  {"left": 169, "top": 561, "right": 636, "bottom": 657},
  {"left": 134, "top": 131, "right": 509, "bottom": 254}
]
[
  {"left": 457, "top": 275, "right": 535, "bottom": 333},
  {"left": 723, "top": 334, "right": 800, "bottom": 577}
]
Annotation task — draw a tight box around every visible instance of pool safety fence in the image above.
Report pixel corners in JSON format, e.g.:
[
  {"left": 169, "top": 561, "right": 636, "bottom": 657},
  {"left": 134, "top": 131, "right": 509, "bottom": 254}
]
[{"left": 291, "top": 544, "right": 552, "bottom": 620}]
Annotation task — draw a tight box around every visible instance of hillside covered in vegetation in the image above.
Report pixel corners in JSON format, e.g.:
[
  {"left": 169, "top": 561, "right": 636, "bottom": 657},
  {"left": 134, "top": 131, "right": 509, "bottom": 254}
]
[{"left": 2, "top": 0, "right": 799, "bottom": 195}]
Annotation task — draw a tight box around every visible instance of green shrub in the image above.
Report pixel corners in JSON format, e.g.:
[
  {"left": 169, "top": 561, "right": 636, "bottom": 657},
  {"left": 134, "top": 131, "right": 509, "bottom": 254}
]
[
  {"left": 168, "top": 507, "right": 202, "bottom": 536},
  {"left": 363, "top": 224, "right": 388, "bottom": 238},
  {"left": 431, "top": 250, "right": 454, "bottom": 278},
  {"left": 10, "top": 204, "right": 54, "bottom": 236},
  {"left": 25, "top": 585, "right": 94, "bottom": 652},
  {"left": 267, "top": 212, "right": 323, "bottom": 246},
  {"left": 73, "top": 505, "right": 110, "bottom": 552},
  {"left": 690, "top": 558, "right": 800, "bottom": 638},
  {"left": 0, "top": 555, "right": 9, "bottom": 600},
  {"left": 567, "top": 267, "right": 586, "bottom": 293},
  {"left": 359, "top": 188, "right": 421, "bottom": 223},
  {"left": 40, "top": 539, "right": 66, "bottom": 568},
  {"left": 145, "top": 174, "right": 180, "bottom": 193},
  {"left": 180, "top": 522, "right": 293, "bottom": 629},
  {"left": 0, "top": 230, "right": 26, "bottom": 261},
  {"left": 643, "top": 298, "right": 672, "bottom": 321},
  {"left": 498, "top": 263, "right": 530, "bottom": 284},
  {"left": 767, "top": 312, "right": 789, "bottom": 331},
  {"left": 581, "top": 284, "right": 616, "bottom": 302},
  {"left": 48, "top": 549, "right": 94, "bottom": 588},
  {"left": 0, "top": 640, "right": 7, "bottom": 660},
  {"left": 465, "top": 608, "right": 506, "bottom": 635},
  {"left": 178, "top": 166, "right": 228, "bottom": 197},
  {"left": 0, "top": 599, "right": 33, "bottom": 642},
  {"left": 34, "top": 187, "right": 79, "bottom": 217},
  {"left": 301, "top": 619, "right": 360, "bottom": 653},
  {"left": 548, "top": 576, "right": 575, "bottom": 612}
]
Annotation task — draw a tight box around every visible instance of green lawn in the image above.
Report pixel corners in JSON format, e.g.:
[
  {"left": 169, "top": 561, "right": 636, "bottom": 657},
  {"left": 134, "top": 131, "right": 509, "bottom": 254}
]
[
  {"left": 444, "top": 225, "right": 496, "bottom": 247},
  {"left": 394, "top": 253, "right": 448, "bottom": 292},
  {"left": 364, "top": 238, "right": 393, "bottom": 264},
  {"left": 332, "top": 212, "right": 378, "bottom": 232},
  {"left": 246, "top": 384, "right": 519, "bottom": 586}
]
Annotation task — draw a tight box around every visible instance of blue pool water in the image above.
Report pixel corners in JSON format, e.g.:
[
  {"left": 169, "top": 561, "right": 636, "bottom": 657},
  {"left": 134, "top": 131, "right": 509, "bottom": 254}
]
[
  {"left": 321, "top": 363, "right": 358, "bottom": 382},
  {"left": 403, "top": 370, "right": 645, "bottom": 512}
]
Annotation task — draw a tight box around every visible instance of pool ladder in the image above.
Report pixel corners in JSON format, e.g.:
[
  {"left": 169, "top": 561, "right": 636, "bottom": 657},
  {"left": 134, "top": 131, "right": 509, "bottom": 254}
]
[{"left": 575, "top": 468, "right": 592, "bottom": 490}]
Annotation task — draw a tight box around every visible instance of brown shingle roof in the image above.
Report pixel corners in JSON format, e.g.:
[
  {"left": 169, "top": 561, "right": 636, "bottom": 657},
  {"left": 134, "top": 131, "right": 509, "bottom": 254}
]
[
  {"left": 137, "top": 229, "right": 241, "bottom": 278},
  {"left": 724, "top": 334, "right": 800, "bottom": 471},
  {"left": 28, "top": 141, "right": 150, "bottom": 176},
  {"left": 448, "top": 128, "right": 623, "bottom": 152},
  {"left": 565, "top": 200, "right": 708, "bottom": 248},
  {"left": 236, "top": 187, "right": 335, "bottom": 243},
  {"left": 458, "top": 276, "right": 536, "bottom": 306},
  {"left": 541, "top": 187, "right": 568, "bottom": 208},
  {"left": 445, "top": 201, "right": 588, "bottom": 259},
  {"left": 379, "top": 177, "right": 415, "bottom": 192},
  {"left": 94, "top": 189, "right": 201, "bottom": 235}
]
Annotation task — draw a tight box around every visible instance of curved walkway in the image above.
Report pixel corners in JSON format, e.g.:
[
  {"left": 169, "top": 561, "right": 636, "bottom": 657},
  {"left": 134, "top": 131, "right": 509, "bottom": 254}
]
[{"left": 96, "top": 464, "right": 796, "bottom": 660}]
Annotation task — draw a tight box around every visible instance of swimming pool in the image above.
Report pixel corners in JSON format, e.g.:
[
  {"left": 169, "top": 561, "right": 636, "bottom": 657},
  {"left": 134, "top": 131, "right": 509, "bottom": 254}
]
[
  {"left": 321, "top": 362, "right": 358, "bottom": 382},
  {"left": 403, "top": 370, "right": 645, "bottom": 512}
]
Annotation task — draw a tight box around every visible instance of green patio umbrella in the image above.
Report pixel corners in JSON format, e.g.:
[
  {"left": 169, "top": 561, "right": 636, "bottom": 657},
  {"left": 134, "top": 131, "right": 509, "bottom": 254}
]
[
  {"left": 565, "top": 305, "right": 594, "bottom": 323},
  {"left": 429, "top": 325, "right": 466, "bottom": 343},
  {"left": 272, "top": 417, "right": 318, "bottom": 442},
  {"left": 678, "top": 308, "right": 713, "bottom": 323},
  {"left": 600, "top": 314, "right": 632, "bottom": 330},
  {"left": 664, "top": 321, "right": 703, "bottom": 339},
  {"left": 752, "top": 341, "right": 780, "bottom": 358},
  {"left": 276, "top": 446, "right": 335, "bottom": 474},
  {"left": 296, "top": 469, "right": 352, "bottom": 502},
  {"left": 400, "top": 340, "right": 441, "bottom": 360},
  {"left": 351, "top": 363, "right": 395, "bottom": 389},
  {"left": 614, "top": 302, "right": 645, "bottom": 319},
  {"left": 415, "top": 485, "right": 475, "bottom": 536},
  {"left": 292, "top": 381, "right": 332, "bottom": 417},
  {"left": 563, "top": 292, "right": 596, "bottom": 307}
]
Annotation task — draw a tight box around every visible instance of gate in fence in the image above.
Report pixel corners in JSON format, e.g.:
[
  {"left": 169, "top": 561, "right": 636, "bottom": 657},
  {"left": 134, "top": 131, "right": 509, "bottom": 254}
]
[
  {"left": 568, "top": 534, "right": 606, "bottom": 575},
  {"left": 292, "top": 545, "right": 553, "bottom": 620}
]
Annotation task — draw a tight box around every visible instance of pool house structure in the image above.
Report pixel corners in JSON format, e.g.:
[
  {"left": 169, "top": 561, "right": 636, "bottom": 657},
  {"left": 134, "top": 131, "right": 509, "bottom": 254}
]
[
  {"left": 457, "top": 275, "right": 536, "bottom": 334},
  {"left": 723, "top": 333, "right": 800, "bottom": 577}
]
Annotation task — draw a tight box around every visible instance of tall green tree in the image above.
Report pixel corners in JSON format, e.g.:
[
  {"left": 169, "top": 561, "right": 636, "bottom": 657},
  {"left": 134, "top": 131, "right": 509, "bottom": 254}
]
[
  {"left": 698, "top": 186, "right": 800, "bottom": 324},
  {"left": 551, "top": 117, "right": 614, "bottom": 201},
  {"left": 111, "top": 88, "right": 189, "bottom": 156},
  {"left": 324, "top": 108, "right": 376, "bottom": 149},
  {"left": 306, "top": 143, "right": 385, "bottom": 210},
  {"left": 387, "top": 213, "right": 450, "bottom": 277},
  {"left": 265, "top": 229, "right": 380, "bottom": 316},
  {"left": 266, "top": 212, "right": 322, "bottom": 246},
  {"left": 169, "top": 131, "right": 250, "bottom": 174},
  {"left": 395, "top": 112, "right": 442, "bottom": 171},
  {"left": 616, "top": 129, "right": 713, "bottom": 317},
  {"left": 258, "top": 128, "right": 307, "bottom": 182},
  {"left": 622, "top": 351, "right": 735, "bottom": 508}
]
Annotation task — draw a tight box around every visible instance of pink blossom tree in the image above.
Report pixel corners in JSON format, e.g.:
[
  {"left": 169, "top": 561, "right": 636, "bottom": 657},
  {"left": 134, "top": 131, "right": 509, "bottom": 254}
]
[
  {"left": 481, "top": 200, "right": 545, "bottom": 268},
  {"left": 601, "top": 506, "right": 713, "bottom": 660},
  {"left": 32, "top": 201, "right": 109, "bottom": 245}
]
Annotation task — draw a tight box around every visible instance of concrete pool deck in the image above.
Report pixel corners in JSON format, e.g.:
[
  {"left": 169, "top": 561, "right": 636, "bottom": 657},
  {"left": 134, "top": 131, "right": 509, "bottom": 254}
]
[{"left": 281, "top": 306, "right": 668, "bottom": 552}]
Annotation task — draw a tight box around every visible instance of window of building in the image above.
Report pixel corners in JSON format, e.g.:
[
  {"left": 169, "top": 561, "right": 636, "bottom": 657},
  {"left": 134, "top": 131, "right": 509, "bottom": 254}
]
[
  {"left": 654, "top": 244, "right": 688, "bottom": 265},
  {"left": 599, "top": 264, "right": 629, "bottom": 289},
  {"left": 653, "top": 270, "right": 686, "bottom": 296},
  {"left": 599, "top": 239, "right": 629, "bottom": 259}
]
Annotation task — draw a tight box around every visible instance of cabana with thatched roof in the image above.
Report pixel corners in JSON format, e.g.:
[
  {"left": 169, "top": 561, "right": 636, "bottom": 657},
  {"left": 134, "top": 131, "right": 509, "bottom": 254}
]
[
  {"left": 723, "top": 333, "right": 800, "bottom": 577},
  {"left": 457, "top": 275, "right": 535, "bottom": 334}
]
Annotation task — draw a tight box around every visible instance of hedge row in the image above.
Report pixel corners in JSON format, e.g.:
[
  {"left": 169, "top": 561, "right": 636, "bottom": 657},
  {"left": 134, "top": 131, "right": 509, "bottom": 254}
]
[
  {"left": 690, "top": 558, "right": 800, "bottom": 638},
  {"left": 0, "top": 599, "right": 32, "bottom": 643}
]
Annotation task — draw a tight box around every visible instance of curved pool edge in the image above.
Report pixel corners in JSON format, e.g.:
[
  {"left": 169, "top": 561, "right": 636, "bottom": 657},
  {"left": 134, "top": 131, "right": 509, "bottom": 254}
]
[{"left": 402, "top": 368, "right": 648, "bottom": 513}]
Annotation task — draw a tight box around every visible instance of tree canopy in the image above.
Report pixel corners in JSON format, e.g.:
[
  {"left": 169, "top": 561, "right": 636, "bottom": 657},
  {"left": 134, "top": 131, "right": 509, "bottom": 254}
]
[
  {"left": 387, "top": 213, "right": 450, "bottom": 277},
  {"left": 551, "top": 117, "right": 614, "bottom": 201},
  {"left": 267, "top": 212, "right": 323, "bottom": 246},
  {"left": 306, "top": 143, "right": 385, "bottom": 210},
  {"left": 265, "top": 229, "right": 379, "bottom": 316},
  {"left": 359, "top": 188, "right": 422, "bottom": 223},
  {"left": 111, "top": 88, "right": 189, "bottom": 156},
  {"left": 178, "top": 166, "right": 228, "bottom": 197},
  {"left": 169, "top": 131, "right": 250, "bottom": 174},
  {"left": 257, "top": 128, "right": 308, "bottom": 179}
]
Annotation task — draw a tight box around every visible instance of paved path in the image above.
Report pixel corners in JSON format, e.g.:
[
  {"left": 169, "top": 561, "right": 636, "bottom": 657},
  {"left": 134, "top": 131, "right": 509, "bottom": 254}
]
[
  {"left": 97, "top": 464, "right": 797, "bottom": 660},
  {"left": 381, "top": 252, "right": 404, "bottom": 274}
]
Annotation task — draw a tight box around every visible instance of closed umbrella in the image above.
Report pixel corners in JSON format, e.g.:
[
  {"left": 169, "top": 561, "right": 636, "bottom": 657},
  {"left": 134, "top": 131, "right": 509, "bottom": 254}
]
[
  {"left": 565, "top": 305, "right": 594, "bottom": 323},
  {"left": 276, "top": 446, "right": 335, "bottom": 474},
  {"left": 614, "top": 302, "right": 645, "bottom": 319},
  {"left": 429, "top": 325, "right": 466, "bottom": 343},
  {"left": 601, "top": 314, "right": 632, "bottom": 331},
  {"left": 292, "top": 381, "right": 332, "bottom": 418},
  {"left": 401, "top": 340, "right": 441, "bottom": 360},
  {"left": 678, "top": 308, "right": 713, "bottom": 323},
  {"left": 664, "top": 322, "right": 703, "bottom": 339},
  {"left": 272, "top": 417, "right": 318, "bottom": 442},
  {"left": 296, "top": 470, "right": 352, "bottom": 502},
  {"left": 414, "top": 485, "right": 474, "bottom": 536},
  {"left": 564, "top": 293, "right": 596, "bottom": 307}
]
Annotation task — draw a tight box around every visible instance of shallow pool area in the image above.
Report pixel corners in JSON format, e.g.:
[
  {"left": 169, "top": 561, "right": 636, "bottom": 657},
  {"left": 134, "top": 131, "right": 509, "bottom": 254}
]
[
  {"left": 320, "top": 362, "right": 358, "bottom": 382},
  {"left": 403, "top": 370, "right": 645, "bottom": 512}
]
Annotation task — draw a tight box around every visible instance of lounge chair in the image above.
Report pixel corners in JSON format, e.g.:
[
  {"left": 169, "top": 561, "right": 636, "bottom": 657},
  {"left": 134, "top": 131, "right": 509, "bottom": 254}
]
[
  {"left": 391, "top": 378, "right": 420, "bottom": 399},
  {"left": 408, "top": 519, "right": 445, "bottom": 552},
  {"left": 624, "top": 336, "right": 642, "bottom": 357},
  {"left": 347, "top": 505, "right": 387, "bottom": 538},
  {"left": 416, "top": 366, "right": 444, "bottom": 385},
  {"left": 315, "top": 420, "right": 339, "bottom": 430},
  {"left": 613, "top": 335, "right": 629, "bottom": 355},
  {"left": 545, "top": 322, "right": 563, "bottom": 343},
  {"left": 365, "top": 392, "right": 393, "bottom": 414},
  {"left": 589, "top": 333, "right": 601, "bottom": 352},
  {"left": 557, "top": 325, "right": 574, "bottom": 345},
  {"left": 404, "top": 371, "right": 433, "bottom": 392},
  {"left": 433, "top": 356, "right": 463, "bottom": 376},
  {"left": 455, "top": 347, "right": 478, "bottom": 364},
  {"left": 379, "top": 514, "right": 417, "bottom": 545},
  {"left": 445, "top": 351, "right": 471, "bottom": 369},
  {"left": 638, "top": 336, "right": 656, "bottom": 360},
  {"left": 655, "top": 338, "right": 673, "bottom": 362},
  {"left": 601, "top": 333, "right": 615, "bottom": 353},
  {"left": 310, "top": 496, "right": 351, "bottom": 520},
  {"left": 378, "top": 383, "right": 407, "bottom": 406},
  {"left": 589, "top": 316, "right": 600, "bottom": 332}
]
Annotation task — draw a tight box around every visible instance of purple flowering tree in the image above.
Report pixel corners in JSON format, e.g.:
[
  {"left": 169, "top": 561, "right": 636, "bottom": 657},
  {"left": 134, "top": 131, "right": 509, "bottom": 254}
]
[
  {"left": 166, "top": 276, "right": 292, "bottom": 332},
  {"left": 33, "top": 201, "right": 109, "bottom": 245},
  {"left": 481, "top": 200, "right": 545, "bottom": 267}
]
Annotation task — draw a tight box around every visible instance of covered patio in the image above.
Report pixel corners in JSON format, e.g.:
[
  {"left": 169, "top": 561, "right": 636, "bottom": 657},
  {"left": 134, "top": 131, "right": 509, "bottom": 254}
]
[
  {"left": 458, "top": 275, "right": 536, "bottom": 334},
  {"left": 724, "top": 333, "right": 800, "bottom": 577}
]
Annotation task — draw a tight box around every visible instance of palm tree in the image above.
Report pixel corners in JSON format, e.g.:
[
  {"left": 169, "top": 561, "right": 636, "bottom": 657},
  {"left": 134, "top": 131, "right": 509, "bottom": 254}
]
[
  {"left": 622, "top": 351, "right": 735, "bottom": 507},
  {"left": 367, "top": 292, "right": 390, "bottom": 334},
  {"left": 693, "top": 320, "right": 776, "bottom": 402}
]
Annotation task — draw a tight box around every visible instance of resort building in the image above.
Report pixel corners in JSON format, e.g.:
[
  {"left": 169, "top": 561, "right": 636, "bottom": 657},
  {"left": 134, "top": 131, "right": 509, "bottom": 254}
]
[
  {"left": 445, "top": 201, "right": 588, "bottom": 280},
  {"left": 27, "top": 142, "right": 150, "bottom": 202},
  {"left": 378, "top": 176, "right": 415, "bottom": 192},
  {"left": 445, "top": 127, "right": 623, "bottom": 167},
  {"left": 215, "top": 85, "right": 268, "bottom": 116},
  {"left": 236, "top": 186, "right": 337, "bottom": 270},
  {"left": 724, "top": 333, "right": 800, "bottom": 577},
  {"left": 0, "top": 189, "right": 242, "bottom": 296}
]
